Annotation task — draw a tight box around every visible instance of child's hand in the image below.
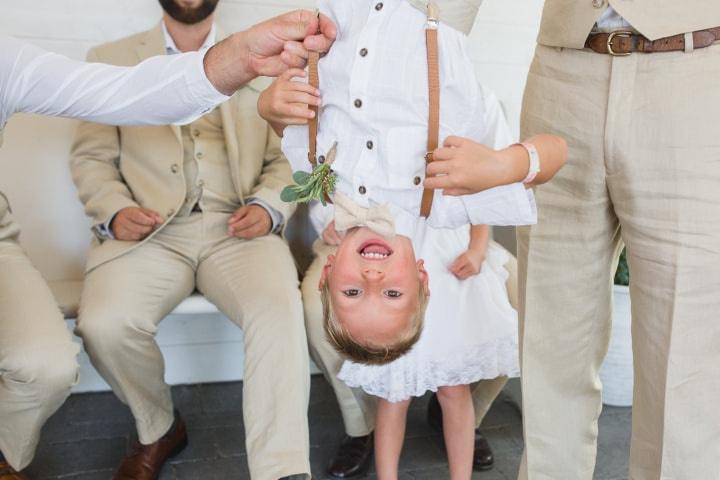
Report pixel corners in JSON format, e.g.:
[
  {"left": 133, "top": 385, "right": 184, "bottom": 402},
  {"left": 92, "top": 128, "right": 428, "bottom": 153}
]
[
  {"left": 424, "top": 136, "right": 510, "bottom": 196},
  {"left": 449, "top": 248, "right": 486, "bottom": 280},
  {"left": 258, "top": 68, "right": 321, "bottom": 136},
  {"left": 322, "top": 220, "right": 344, "bottom": 246}
]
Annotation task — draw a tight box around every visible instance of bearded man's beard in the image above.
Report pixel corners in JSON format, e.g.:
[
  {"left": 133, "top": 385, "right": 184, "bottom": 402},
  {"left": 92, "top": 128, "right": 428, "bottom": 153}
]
[{"left": 159, "top": 0, "right": 219, "bottom": 24}]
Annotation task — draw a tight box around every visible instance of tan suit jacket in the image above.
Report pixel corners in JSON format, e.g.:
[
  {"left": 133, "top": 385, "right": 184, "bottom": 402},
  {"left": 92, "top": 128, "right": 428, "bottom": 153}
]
[
  {"left": 70, "top": 24, "right": 294, "bottom": 272},
  {"left": 538, "top": 0, "right": 720, "bottom": 48}
]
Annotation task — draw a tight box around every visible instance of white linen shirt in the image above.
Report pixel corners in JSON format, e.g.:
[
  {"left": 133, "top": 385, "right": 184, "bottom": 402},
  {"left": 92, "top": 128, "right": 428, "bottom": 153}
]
[
  {"left": 0, "top": 34, "right": 228, "bottom": 132},
  {"left": 595, "top": 7, "right": 634, "bottom": 32},
  {"left": 282, "top": 0, "right": 536, "bottom": 238}
]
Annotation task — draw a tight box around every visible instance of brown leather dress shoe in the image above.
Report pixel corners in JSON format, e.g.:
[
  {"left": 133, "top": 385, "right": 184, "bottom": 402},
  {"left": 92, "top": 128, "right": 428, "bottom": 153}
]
[
  {"left": 327, "top": 433, "right": 374, "bottom": 479},
  {"left": 0, "top": 461, "right": 29, "bottom": 480},
  {"left": 427, "top": 393, "right": 495, "bottom": 471},
  {"left": 113, "top": 413, "right": 188, "bottom": 480}
]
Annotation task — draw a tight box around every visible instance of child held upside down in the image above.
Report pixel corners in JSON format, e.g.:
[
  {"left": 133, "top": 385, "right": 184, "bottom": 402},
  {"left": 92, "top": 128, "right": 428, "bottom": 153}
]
[{"left": 259, "top": 2, "right": 566, "bottom": 477}]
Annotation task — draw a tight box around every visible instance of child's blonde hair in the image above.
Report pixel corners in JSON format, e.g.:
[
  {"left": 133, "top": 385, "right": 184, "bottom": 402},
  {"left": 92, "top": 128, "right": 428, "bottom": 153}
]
[{"left": 321, "top": 280, "right": 429, "bottom": 365}]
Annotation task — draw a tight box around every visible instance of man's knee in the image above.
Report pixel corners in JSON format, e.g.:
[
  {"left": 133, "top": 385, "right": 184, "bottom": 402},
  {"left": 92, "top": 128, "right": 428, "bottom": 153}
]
[
  {"left": 76, "top": 299, "right": 152, "bottom": 354},
  {"left": 3, "top": 341, "right": 79, "bottom": 393}
]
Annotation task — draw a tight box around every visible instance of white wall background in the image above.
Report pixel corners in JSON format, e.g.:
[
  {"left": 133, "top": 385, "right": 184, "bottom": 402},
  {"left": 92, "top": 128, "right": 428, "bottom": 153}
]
[{"left": 0, "top": 0, "right": 544, "bottom": 282}]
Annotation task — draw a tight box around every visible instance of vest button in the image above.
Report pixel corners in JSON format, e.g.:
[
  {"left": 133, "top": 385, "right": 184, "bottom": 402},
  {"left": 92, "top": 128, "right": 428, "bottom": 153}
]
[
  {"left": 366, "top": 140, "right": 374, "bottom": 150},
  {"left": 354, "top": 99, "right": 363, "bottom": 108},
  {"left": 359, "top": 48, "right": 368, "bottom": 57},
  {"left": 592, "top": 0, "right": 605, "bottom": 8},
  {"left": 375, "top": 3, "right": 384, "bottom": 11},
  {"left": 414, "top": 176, "right": 422, "bottom": 186},
  {"left": 359, "top": 186, "right": 367, "bottom": 195},
  {"left": 171, "top": 164, "right": 179, "bottom": 174},
  {"left": 318, "top": 155, "right": 326, "bottom": 164},
  {"left": 196, "top": 152, "right": 204, "bottom": 159}
]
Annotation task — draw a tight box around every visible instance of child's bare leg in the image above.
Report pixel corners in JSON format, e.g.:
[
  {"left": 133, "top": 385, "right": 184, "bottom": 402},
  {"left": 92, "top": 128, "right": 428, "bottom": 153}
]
[
  {"left": 437, "top": 385, "right": 474, "bottom": 480},
  {"left": 375, "top": 398, "right": 411, "bottom": 480}
]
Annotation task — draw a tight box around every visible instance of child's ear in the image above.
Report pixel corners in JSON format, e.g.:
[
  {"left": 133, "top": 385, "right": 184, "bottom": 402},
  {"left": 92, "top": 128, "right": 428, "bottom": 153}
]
[
  {"left": 417, "top": 259, "right": 430, "bottom": 296},
  {"left": 318, "top": 254, "right": 335, "bottom": 290}
]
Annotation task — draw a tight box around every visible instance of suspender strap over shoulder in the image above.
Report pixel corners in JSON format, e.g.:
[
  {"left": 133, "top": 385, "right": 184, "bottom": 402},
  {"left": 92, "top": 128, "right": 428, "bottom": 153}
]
[
  {"left": 420, "top": 3, "right": 441, "bottom": 218},
  {"left": 307, "top": 50, "right": 321, "bottom": 168}
]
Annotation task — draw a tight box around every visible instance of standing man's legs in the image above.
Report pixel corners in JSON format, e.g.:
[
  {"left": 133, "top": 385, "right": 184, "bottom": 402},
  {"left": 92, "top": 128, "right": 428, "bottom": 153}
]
[
  {"left": 608, "top": 45, "right": 720, "bottom": 479},
  {"left": 519, "top": 43, "right": 720, "bottom": 480},
  {"left": 197, "top": 224, "right": 310, "bottom": 480},
  {"left": 0, "top": 240, "right": 80, "bottom": 472},
  {"left": 517, "top": 45, "right": 619, "bottom": 480}
]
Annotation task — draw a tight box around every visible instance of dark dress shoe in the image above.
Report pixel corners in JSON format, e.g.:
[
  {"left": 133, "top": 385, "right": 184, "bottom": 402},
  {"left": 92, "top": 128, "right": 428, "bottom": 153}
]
[
  {"left": 113, "top": 413, "right": 188, "bottom": 480},
  {"left": 327, "top": 433, "right": 374, "bottom": 478},
  {"left": 426, "top": 393, "right": 495, "bottom": 471},
  {"left": 0, "top": 462, "right": 29, "bottom": 480},
  {"left": 472, "top": 432, "right": 494, "bottom": 471}
]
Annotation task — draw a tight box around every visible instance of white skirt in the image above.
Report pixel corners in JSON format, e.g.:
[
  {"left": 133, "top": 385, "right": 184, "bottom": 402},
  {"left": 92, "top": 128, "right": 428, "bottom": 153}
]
[{"left": 338, "top": 223, "right": 520, "bottom": 402}]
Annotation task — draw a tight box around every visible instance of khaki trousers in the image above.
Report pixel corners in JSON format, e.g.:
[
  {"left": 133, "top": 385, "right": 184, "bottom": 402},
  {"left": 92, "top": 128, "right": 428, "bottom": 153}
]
[
  {"left": 76, "top": 212, "right": 310, "bottom": 480},
  {"left": 517, "top": 44, "right": 720, "bottom": 480},
  {"left": 302, "top": 239, "right": 517, "bottom": 436},
  {"left": 0, "top": 240, "right": 80, "bottom": 471}
]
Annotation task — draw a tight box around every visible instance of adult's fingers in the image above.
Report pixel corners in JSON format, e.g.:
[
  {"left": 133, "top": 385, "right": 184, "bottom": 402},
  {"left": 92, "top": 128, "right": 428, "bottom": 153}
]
[
  {"left": 280, "top": 50, "right": 308, "bottom": 69},
  {"left": 426, "top": 158, "right": 453, "bottom": 177},
  {"left": 229, "top": 213, "right": 261, "bottom": 232},
  {"left": 303, "top": 14, "right": 337, "bottom": 53},
  {"left": 128, "top": 209, "right": 157, "bottom": 226},
  {"left": 443, "top": 136, "right": 465, "bottom": 148},
  {"left": 139, "top": 208, "right": 164, "bottom": 224},
  {"left": 432, "top": 147, "right": 455, "bottom": 162},
  {"left": 284, "top": 41, "right": 310, "bottom": 60}
]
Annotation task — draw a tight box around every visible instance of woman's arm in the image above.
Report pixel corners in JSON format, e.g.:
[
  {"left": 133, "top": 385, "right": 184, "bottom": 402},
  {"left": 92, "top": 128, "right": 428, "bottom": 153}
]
[{"left": 424, "top": 134, "right": 568, "bottom": 196}]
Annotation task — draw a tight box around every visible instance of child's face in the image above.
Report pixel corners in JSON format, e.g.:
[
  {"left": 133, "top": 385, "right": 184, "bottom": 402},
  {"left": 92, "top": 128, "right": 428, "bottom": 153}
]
[{"left": 319, "top": 227, "right": 429, "bottom": 346}]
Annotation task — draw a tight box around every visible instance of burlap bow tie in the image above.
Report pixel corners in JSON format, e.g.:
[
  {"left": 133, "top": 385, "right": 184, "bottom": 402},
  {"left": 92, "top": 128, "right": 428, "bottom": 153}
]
[
  {"left": 405, "top": 0, "right": 483, "bottom": 36},
  {"left": 333, "top": 192, "right": 396, "bottom": 239}
]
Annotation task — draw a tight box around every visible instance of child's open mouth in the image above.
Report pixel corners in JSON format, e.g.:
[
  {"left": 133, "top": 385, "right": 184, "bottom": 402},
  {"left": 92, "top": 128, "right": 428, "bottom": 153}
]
[{"left": 357, "top": 240, "right": 393, "bottom": 260}]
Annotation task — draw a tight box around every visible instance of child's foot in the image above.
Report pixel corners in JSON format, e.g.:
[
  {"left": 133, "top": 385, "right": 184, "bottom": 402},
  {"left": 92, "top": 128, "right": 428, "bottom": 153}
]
[
  {"left": 426, "top": 393, "right": 495, "bottom": 471},
  {"left": 327, "top": 433, "right": 374, "bottom": 478}
]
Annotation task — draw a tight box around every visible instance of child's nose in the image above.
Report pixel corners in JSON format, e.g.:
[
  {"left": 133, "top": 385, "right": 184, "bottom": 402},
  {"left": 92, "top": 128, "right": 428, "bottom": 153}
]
[{"left": 362, "top": 268, "right": 385, "bottom": 280}]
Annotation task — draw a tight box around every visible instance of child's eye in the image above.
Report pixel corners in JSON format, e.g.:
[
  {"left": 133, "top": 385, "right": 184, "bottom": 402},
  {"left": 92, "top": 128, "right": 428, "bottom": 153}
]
[
  {"left": 384, "top": 290, "right": 403, "bottom": 298},
  {"left": 342, "top": 289, "right": 361, "bottom": 297}
]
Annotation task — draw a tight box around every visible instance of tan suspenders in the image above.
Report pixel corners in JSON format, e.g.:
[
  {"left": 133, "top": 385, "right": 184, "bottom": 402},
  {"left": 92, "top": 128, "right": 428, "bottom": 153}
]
[
  {"left": 420, "top": 4, "right": 440, "bottom": 218},
  {"left": 307, "top": 3, "right": 441, "bottom": 217}
]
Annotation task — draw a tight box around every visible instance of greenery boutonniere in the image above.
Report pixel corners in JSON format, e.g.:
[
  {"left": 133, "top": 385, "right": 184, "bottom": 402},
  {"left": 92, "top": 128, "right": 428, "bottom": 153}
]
[{"left": 281, "top": 143, "right": 338, "bottom": 206}]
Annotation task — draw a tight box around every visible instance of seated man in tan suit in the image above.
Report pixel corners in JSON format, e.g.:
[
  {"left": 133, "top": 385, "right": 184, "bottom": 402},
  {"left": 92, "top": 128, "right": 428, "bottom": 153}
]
[{"left": 70, "top": 2, "right": 309, "bottom": 479}]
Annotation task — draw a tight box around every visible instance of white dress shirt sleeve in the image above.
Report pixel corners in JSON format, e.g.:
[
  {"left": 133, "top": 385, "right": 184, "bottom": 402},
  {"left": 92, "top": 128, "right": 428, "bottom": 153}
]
[{"left": 0, "top": 35, "right": 229, "bottom": 129}]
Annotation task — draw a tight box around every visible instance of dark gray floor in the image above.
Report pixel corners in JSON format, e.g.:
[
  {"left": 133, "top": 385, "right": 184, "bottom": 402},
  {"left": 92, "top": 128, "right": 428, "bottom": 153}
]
[{"left": 26, "top": 377, "right": 631, "bottom": 480}]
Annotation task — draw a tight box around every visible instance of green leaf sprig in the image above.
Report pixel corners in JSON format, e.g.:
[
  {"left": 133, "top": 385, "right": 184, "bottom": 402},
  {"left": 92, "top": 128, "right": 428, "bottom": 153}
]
[{"left": 281, "top": 162, "right": 337, "bottom": 206}]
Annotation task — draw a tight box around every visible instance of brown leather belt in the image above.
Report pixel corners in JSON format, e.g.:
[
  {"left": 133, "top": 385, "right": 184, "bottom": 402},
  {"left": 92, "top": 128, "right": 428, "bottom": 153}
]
[{"left": 586, "top": 27, "right": 720, "bottom": 56}]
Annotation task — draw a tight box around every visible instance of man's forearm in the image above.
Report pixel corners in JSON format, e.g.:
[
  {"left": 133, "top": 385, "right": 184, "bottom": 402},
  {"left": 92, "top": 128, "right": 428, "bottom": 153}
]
[{"left": 203, "top": 32, "right": 253, "bottom": 96}]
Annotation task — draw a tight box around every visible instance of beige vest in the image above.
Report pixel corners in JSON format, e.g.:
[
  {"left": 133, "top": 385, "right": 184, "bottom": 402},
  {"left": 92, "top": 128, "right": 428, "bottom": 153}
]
[
  {"left": 0, "top": 129, "right": 21, "bottom": 242},
  {"left": 177, "top": 107, "right": 240, "bottom": 217},
  {"left": 538, "top": 0, "right": 720, "bottom": 49},
  {"left": 406, "top": 0, "right": 482, "bottom": 35}
]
